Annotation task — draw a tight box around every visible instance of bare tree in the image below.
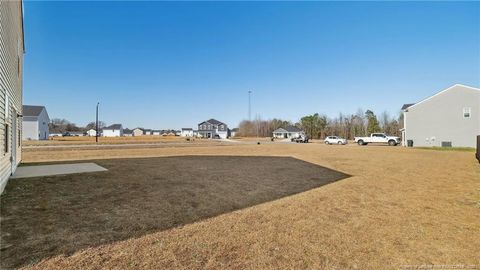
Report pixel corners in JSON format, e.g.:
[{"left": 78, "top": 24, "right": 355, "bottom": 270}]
[
  {"left": 85, "top": 121, "right": 106, "bottom": 130},
  {"left": 238, "top": 117, "right": 292, "bottom": 137},
  {"left": 238, "top": 109, "right": 402, "bottom": 139},
  {"left": 49, "top": 118, "right": 81, "bottom": 133}
]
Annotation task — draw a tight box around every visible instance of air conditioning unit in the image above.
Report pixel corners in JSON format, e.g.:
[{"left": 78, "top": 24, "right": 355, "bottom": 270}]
[{"left": 441, "top": 141, "right": 452, "bottom": 147}]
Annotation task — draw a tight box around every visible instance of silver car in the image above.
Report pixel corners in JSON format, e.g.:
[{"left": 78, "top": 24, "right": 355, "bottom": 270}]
[{"left": 324, "top": 136, "right": 347, "bottom": 145}]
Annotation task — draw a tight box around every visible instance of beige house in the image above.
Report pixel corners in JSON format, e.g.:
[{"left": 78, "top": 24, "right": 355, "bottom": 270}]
[
  {"left": 133, "top": 128, "right": 144, "bottom": 136},
  {"left": 0, "top": 1, "right": 25, "bottom": 193},
  {"left": 273, "top": 126, "right": 305, "bottom": 139},
  {"left": 402, "top": 84, "right": 480, "bottom": 148}
]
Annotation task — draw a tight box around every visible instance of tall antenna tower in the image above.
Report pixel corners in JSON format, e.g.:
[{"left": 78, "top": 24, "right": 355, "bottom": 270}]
[{"left": 248, "top": 90, "right": 252, "bottom": 121}]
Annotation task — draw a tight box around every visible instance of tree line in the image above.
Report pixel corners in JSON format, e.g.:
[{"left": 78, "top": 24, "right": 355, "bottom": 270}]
[
  {"left": 237, "top": 109, "right": 403, "bottom": 139},
  {"left": 49, "top": 118, "right": 107, "bottom": 133}
]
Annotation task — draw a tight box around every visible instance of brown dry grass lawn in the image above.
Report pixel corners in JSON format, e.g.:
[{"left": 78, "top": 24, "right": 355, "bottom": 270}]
[
  {"left": 7, "top": 143, "right": 480, "bottom": 269},
  {"left": 1, "top": 156, "right": 350, "bottom": 269},
  {"left": 23, "top": 135, "right": 194, "bottom": 146}
]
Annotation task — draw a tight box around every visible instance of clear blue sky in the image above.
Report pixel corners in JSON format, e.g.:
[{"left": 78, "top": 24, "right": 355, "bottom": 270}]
[{"left": 23, "top": 1, "right": 480, "bottom": 129}]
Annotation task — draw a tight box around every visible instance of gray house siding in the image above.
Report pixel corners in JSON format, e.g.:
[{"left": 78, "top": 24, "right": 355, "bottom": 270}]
[
  {"left": 403, "top": 84, "right": 480, "bottom": 148},
  {"left": 198, "top": 119, "right": 228, "bottom": 138},
  {"left": 0, "top": 0, "right": 24, "bottom": 194}
]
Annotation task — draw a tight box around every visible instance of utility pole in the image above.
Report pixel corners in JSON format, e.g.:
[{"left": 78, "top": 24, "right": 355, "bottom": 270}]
[
  {"left": 248, "top": 90, "right": 252, "bottom": 121},
  {"left": 96, "top": 102, "right": 99, "bottom": 143}
]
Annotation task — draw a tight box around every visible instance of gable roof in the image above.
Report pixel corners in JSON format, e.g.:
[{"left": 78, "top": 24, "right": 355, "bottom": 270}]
[
  {"left": 401, "top": 103, "right": 415, "bottom": 110},
  {"left": 199, "top": 119, "right": 226, "bottom": 126},
  {"left": 23, "top": 105, "right": 46, "bottom": 117},
  {"left": 404, "top": 84, "right": 480, "bottom": 111},
  {"left": 104, "top": 124, "right": 122, "bottom": 130},
  {"left": 273, "top": 128, "right": 287, "bottom": 133},
  {"left": 273, "top": 126, "right": 303, "bottom": 133},
  {"left": 284, "top": 126, "right": 302, "bottom": 132}
]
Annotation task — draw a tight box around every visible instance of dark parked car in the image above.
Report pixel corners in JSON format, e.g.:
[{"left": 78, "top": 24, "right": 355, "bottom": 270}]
[
  {"left": 62, "top": 132, "right": 72, "bottom": 137},
  {"left": 291, "top": 135, "right": 309, "bottom": 143}
]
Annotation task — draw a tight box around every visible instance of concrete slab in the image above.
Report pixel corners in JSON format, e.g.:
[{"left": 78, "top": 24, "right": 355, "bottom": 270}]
[{"left": 11, "top": 163, "right": 108, "bottom": 179}]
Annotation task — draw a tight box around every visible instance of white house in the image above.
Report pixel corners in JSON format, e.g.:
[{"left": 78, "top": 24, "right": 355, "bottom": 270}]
[
  {"left": 123, "top": 129, "right": 133, "bottom": 137},
  {"left": 132, "top": 128, "right": 144, "bottom": 136},
  {"left": 181, "top": 128, "right": 194, "bottom": 137},
  {"left": 272, "top": 126, "right": 305, "bottom": 139},
  {"left": 230, "top": 128, "right": 239, "bottom": 138},
  {"left": 86, "top": 129, "right": 97, "bottom": 137},
  {"left": 102, "top": 124, "right": 123, "bottom": 137},
  {"left": 22, "top": 105, "right": 50, "bottom": 140},
  {"left": 402, "top": 84, "right": 479, "bottom": 148}
]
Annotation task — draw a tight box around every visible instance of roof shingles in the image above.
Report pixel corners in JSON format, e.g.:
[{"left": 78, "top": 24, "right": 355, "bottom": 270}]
[{"left": 22, "top": 105, "right": 45, "bottom": 117}]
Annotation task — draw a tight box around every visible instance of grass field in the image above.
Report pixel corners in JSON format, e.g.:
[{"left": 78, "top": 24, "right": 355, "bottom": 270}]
[
  {"left": 2, "top": 140, "right": 479, "bottom": 269},
  {"left": 22, "top": 135, "right": 195, "bottom": 146}
]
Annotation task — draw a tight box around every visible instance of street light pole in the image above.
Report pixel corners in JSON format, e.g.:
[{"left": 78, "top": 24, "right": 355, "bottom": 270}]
[{"left": 96, "top": 102, "right": 99, "bottom": 143}]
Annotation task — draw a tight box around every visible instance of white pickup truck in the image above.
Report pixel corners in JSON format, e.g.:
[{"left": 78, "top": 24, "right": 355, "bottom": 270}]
[{"left": 354, "top": 133, "right": 401, "bottom": 146}]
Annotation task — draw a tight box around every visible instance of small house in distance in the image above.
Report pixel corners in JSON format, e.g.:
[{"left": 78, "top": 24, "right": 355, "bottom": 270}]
[
  {"left": 198, "top": 119, "right": 228, "bottom": 139},
  {"left": 144, "top": 129, "right": 152, "bottom": 136},
  {"left": 401, "top": 84, "right": 479, "bottom": 148},
  {"left": 22, "top": 105, "right": 50, "bottom": 140},
  {"left": 273, "top": 126, "right": 304, "bottom": 139},
  {"left": 123, "top": 128, "right": 133, "bottom": 137},
  {"left": 86, "top": 129, "right": 97, "bottom": 137},
  {"left": 230, "top": 128, "right": 239, "bottom": 138},
  {"left": 181, "top": 128, "right": 194, "bottom": 137},
  {"left": 102, "top": 124, "right": 123, "bottom": 137},
  {"left": 132, "top": 128, "right": 143, "bottom": 137}
]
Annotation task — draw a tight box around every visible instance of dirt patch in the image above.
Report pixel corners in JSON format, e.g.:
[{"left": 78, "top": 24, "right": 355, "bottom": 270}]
[{"left": 0, "top": 156, "right": 349, "bottom": 269}]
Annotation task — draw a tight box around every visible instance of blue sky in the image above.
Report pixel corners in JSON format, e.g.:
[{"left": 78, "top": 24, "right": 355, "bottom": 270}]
[{"left": 23, "top": 1, "right": 480, "bottom": 129}]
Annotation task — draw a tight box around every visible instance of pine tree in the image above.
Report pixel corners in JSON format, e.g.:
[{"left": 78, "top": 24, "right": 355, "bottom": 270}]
[{"left": 365, "top": 110, "right": 381, "bottom": 134}]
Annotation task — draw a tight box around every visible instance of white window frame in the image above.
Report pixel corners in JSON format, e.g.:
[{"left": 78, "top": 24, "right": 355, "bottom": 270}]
[{"left": 463, "top": 107, "right": 471, "bottom": 118}]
